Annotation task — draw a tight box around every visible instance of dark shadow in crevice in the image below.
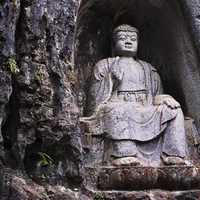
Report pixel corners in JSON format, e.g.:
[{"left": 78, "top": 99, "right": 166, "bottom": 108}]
[{"left": 1, "top": 77, "right": 20, "bottom": 169}]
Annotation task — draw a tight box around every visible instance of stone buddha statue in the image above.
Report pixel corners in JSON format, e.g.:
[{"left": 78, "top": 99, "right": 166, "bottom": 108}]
[{"left": 85, "top": 24, "right": 189, "bottom": 166}]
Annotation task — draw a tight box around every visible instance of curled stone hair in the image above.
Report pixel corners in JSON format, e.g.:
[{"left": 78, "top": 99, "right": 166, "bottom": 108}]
[
  {"left": 112, "top": 24, "right": 139, "bottom": 46},
  {"left": 113, "top": 24, "right": 139, "bottom": 36}
]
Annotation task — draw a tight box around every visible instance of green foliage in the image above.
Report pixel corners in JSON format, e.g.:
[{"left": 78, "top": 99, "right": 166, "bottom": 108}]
[
  {"left": 65, "top": 59, "right": 78, "bottom": 84},
  {"left": 94, "top": 193, "right": 104, "bottom": 200},
  {"left": 12, "top": 0, "right": 17, "bottom": 7},
  {"left": 68, "top": 70, "right": 77, "bottom": 85},
  {"left": 0, "top": 0, "right": 17, "bottom": 7},
  {"left": 65, "top": 59, "right": 74, "bottom": 70},
  {"left": 37, "top": 152, "right": 54, "bottom": 167},
  {"left": 35, "top": 66, "right": 44, "bottom": 82},
  {"left": 5, "top": 57, "right": 20, "bottom": 74}
]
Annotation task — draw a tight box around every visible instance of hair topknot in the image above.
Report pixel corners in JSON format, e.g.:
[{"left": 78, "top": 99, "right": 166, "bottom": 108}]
[{"left": 113, "top": 24, "right": 139, "bottom": 35}]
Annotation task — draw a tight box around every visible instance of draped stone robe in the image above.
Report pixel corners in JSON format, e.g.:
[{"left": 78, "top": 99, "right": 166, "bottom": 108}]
[{"left": 87, "top": 57, "right": 187, "bottom": 163}]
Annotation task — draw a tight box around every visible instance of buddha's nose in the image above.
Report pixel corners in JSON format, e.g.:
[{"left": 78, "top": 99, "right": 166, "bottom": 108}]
[{"left": 125, "top": 42, "right": 132, "bottom": 46}]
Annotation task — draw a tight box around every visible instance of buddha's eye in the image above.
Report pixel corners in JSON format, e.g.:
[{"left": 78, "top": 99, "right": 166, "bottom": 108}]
[
  {"left": 131, "top": 37, "right": 137, "bottom": 41},
  {"left": 118, "top": 35, "right": 126, "bottom": 40}
]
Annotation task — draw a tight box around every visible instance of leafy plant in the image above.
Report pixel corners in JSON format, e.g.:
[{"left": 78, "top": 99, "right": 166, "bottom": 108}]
[
  {"left": 37, "top": 152, "right": 54, "bottom": 167},
  {"left": 68, "top": 70, "right": 77, "bottom": 84},
  {"left": 94, "top": 193, "right": 104, "bottom": 200},
  {"left": 64, "top": 59, "right": 78, "bottom": 84},
  {"left": 35, "top": 66, "right": 44, "bottom": 82},
  {"left": 65, "top": 59, "right": 74, "bottom": 70},
  {"left": 5, "top": 57, "right": 20, "bottom": 74},
  {"left": 12, "top": 0, "right": 17, "bottom": 7}
]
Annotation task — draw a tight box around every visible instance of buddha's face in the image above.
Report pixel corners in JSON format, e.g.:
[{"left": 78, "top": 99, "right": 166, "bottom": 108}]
[{"left": 113, "top": 31, "right": 138, "bottom": 57}]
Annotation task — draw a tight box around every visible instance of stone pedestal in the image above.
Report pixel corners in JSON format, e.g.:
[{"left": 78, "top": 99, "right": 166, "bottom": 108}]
[
  {"left": 98, "top": 166, "right": 200, "bottom": 190},
  {"left": 84, "top": 166, "right": 200, "bottom": 190},
  {"left": 81, "top": 118, "right": 200, "bottom": 199},
  {"left": 82, "top": 166, "right": 200, "bottom": 199},
  {"left": 81, "top": 190, "right": 200, "bottom": 200}
]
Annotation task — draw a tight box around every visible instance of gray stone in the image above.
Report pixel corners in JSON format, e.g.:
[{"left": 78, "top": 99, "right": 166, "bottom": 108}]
[
  {"left": 97, "top": 166, "right": 200, "bottom": 190},
  {"left": 1, "top": 0, "right": 200, "bottom": 198},
  {"left": 0, "top": 168, "right": 80, "bottom": 200},
  {"left": 82, "top": 190, "right": 200, "bottom": 200},
  {"left": 82, "top": 24, "right": 189, "bottom": 167},
  {"left": 0, "top": 0, "right": 83, "bottom": 195}
]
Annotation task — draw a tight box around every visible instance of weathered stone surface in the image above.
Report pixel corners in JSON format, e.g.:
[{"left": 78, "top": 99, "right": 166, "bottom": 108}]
[
  {"left": 0, "top": 0, "right": 20, "bottom": 167},
  {"left": 81, "top": 116, "right": 200, "bottom": 168},
  {"left": 178, "top": 0, "right": 200, "bottom": 137},
  {"left": 81, "top": 92, "right": 200, "bottom": 193},
  {"left": 0, "top": 0, "right": 83, "bottom": 196},
  {"left": 98, "top": 166, "right": 200, "bottom": 190},
  {"left": 17, "top": 0, "right": 84, "bottom": 186},
  {"left": 75, "top": 0, "right": 200, "bottom": 134},
  {"left": 0, "top": 0, "right": 200, "bottom": 198},
  {"left": 77, "top": 0, "right": 200, "bottom": 195},
  {"left": 0, "top": 168, "right": 80, "bottom": 200},
  {"left": 82, "top": 190, "right": 200, "bottom": 200},
  {"left": 83, "top": 24, "right": 189, "bottom": 168}
]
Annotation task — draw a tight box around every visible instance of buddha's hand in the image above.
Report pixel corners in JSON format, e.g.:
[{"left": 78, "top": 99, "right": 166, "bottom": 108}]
[
  {"left": 153, "top": 95, "right": 180, "bottom": 109},
  {"left": 110, "top": 57, "right": 123, "bottom": 81}
]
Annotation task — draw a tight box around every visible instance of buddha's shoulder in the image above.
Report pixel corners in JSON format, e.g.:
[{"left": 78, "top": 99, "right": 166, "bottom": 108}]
[
  {"left": 95, "top": 57, "right": 116, "bottom": 66},
  {"left": 95, "top": 58, "right": 118, "bottom": 73},
  {"left": 138, "top": 59, "right": 158, "bottom": 72}
]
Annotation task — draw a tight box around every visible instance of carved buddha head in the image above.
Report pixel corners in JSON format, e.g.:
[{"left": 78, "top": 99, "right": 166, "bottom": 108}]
[{"left": 112, "top": 24, "right": 139, "bottom": 57}]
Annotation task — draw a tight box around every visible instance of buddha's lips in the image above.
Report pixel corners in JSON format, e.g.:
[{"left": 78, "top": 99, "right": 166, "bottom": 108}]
[{"left": 125, "top": 45, "right": 133, "bottom": 49}]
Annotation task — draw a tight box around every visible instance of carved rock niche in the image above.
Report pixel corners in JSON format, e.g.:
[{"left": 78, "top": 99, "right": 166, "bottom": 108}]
[{"left": 74, "top": 0, "right": 200, "bottom": 194}]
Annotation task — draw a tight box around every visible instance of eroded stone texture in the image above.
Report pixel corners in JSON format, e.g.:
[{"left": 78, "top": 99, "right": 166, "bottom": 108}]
[
  {"left": 82, "top": 23, "right": 190, "bottom": 169},
  {"left": 0, "top": 0, "right": 200, "bottom": 198},
  {"left": 14, "top": 0, "right": 83, "bottom": 186},
  {"left": 76, "top": 0, "right": 200, "bottom": 134},
  {"left": 77, "top": 0, "right": 200, "bottom": 198},
  {"left": 0, "top": 168, "right": 80, "bottom": 200},
  {"left": 82, "top": 190, "right": 200, "bottom": 200},
  {"left": 98, "top": 166, "right": 200, "bottom": 190},
  {"left": 0, "top": 0, "right": 83, "bottom": 196},
  {"left": 178, "top": 0, "right": 200, "bottom": 135},
  {"left": 0, "top": 0, "right": 20, "bottom": 166}
]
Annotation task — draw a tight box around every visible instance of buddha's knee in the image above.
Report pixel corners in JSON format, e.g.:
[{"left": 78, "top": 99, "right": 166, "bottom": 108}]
[{"left": 175, "top": 108, "right": 184, "bottom": 120}]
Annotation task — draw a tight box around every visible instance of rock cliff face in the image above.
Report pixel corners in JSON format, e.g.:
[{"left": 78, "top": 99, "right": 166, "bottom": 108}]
[
  {"left": 1, "top": 0, "right": 200, "bottom": 199},
  {"left": 0, "top": 0, "right": 83, "bottom": 198}
]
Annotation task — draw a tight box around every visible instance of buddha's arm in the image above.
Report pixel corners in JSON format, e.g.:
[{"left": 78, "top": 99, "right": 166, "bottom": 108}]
[
  {"left": 153, "top": 70, "right": 164, "bottom": 96},
  {"left": 153, "top": 71, "right": 180, "bottom": 109},
  {"left": 86, "top": 59, "right": 113, "bottom": 116}
]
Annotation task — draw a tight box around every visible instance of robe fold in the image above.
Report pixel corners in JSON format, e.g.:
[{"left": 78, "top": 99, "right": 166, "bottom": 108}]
[{"left": 88, "top": 57, "right": 178, "bottom": 142}]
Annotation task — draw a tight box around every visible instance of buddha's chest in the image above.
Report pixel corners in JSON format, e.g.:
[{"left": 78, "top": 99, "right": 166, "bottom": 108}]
[
  {"left": 115, "top": 59, "right": 146, "bottom": 91},
  {"left": 123, "top": 64, "right": 145, "bottom": 82}
]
